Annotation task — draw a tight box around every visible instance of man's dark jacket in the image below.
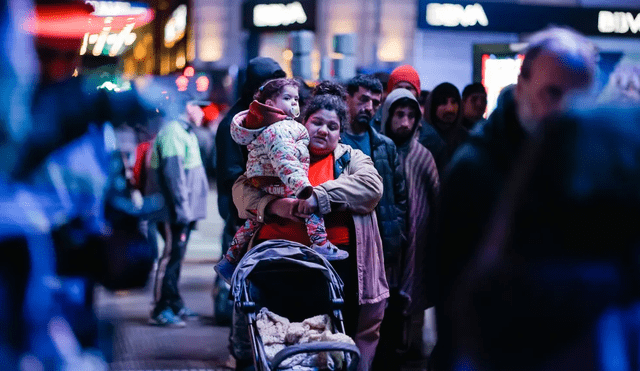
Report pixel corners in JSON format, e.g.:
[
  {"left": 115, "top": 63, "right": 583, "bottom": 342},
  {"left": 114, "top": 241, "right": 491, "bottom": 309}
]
[
  {"left": 435, "top": 86, "right": 524, "bottom": 298},
  {"left": 430, "top": 86, "right": 524, "bottom": 370}
]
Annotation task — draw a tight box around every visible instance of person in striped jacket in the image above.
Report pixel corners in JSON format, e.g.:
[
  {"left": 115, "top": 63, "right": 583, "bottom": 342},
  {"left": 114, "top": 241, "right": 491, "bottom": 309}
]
[{"left": 373, "top": 88, "right": 440, "bottom": 370}]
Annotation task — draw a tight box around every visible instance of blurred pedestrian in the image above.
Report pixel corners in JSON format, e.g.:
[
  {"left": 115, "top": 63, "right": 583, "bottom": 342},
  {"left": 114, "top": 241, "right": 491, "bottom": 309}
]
[
  {"left": 432, "top": 26, "right": 598, "bottom": 371},
  {"left": 452, "top": 102, "right": 640, "bottom": 371},
  {"left": 148, "top": 99, "right": 209, "bottom": 327}
]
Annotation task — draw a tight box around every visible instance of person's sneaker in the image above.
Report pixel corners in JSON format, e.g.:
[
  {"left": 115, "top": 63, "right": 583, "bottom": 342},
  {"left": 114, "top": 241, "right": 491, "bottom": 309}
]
[
  {"left": 176, "top": 307, "right": 199, "bottom": 321},
  {"left": 312, "top": 241, "right": 349, "bottom": 261},
  {"left": 148, "top": 308, "right": 186, "bottom": 327},
  {"left": 214, "top": 258, "right": 237, "bottom": 285}
]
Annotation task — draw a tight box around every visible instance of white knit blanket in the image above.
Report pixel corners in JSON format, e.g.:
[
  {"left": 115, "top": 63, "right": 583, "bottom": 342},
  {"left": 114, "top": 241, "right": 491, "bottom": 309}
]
[{"left": 255, "top": 308, "right": 355, "bottom": 370}]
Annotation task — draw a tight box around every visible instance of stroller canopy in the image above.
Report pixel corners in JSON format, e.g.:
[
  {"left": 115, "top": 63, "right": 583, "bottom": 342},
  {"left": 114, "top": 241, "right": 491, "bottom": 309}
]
[{"left": 231, "top": 239, "right": 344, "bottom": 301}]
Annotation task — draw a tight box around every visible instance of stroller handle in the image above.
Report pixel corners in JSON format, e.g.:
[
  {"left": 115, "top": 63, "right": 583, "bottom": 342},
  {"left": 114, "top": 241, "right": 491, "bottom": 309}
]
[{"left": 270, "top": 341, "right": 361, "bottom": 371}]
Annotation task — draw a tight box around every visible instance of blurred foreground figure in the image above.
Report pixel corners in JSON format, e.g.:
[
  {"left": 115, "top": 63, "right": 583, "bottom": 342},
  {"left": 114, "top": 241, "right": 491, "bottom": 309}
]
[
  {"left": 0, "top": 1, "right": 156, "bottom": 369},
  {"left": 451, "top": 102, "right": 640, "bottom": 371},
  {"left": 433, "top": 26, "right": 598, "bottom": 371}
]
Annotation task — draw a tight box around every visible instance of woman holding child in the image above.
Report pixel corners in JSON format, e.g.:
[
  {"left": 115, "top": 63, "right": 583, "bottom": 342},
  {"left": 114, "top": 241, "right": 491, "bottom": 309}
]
[{"left": 229, "top": 81, "right": 389, "bottom": 371}]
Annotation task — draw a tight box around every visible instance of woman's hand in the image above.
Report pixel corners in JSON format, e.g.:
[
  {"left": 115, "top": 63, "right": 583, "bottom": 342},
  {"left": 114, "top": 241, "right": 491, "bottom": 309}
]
[
  {"left": 297, "top": 194, "right": 319, "bottom": 217},
  {"left": 267, "top": 198, "right": 304, "bottom": 222}
]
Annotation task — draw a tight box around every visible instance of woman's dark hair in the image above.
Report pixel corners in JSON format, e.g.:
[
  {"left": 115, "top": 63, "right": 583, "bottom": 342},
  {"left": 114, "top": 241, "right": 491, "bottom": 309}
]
[
  {"left": 302, "top": 81, "right": 349, "bottom": 130},
  {"left": 253, "top": 78, "right": 300, "bottom": 103},
  {"left": 312, "top": 81, "right": 347, "bottom": 100}
]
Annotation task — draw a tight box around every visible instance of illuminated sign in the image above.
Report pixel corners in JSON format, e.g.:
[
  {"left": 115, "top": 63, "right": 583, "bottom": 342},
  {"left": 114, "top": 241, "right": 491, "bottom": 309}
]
[
  {"left": 243, "top": 0, "right": 315, "bottom": 31},
  {"left": 165, "top": 4, "right": 187, "bottom": 48},
  {"left": 254, "top": 2, "right": 307, "bottom": 27},
  {"left": 86, "top": 1, "right": 147, "bottom": 16},
  {"left": 598, "top": 11, "right": 640, "bottom": 34},
  {"left": 426, "top": 3, "right": 488, "bottom": 28},
  {"left": 97, "top": 80, "right": 132, "bottom": 92},
  {"left": 418, "top": 0, "right": 640, "bottom": 38},
  {"left": 80, "top": 24, "right": 137, "bottom": 56},
  {"left": 481, "top": 54, "right": 523, "bottom": 117}
]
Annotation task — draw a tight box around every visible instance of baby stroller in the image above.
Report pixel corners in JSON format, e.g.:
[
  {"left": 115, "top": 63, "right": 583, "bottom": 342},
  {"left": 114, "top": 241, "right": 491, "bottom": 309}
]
[{"left": 231, "top": 239, "right": 361, "bottom": 371}]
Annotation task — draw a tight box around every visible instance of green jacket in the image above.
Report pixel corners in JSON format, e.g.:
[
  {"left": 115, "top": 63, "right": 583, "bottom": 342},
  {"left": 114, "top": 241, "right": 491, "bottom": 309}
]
[{"left": 149, "top": 119, "right": 208, "bottom": 224}]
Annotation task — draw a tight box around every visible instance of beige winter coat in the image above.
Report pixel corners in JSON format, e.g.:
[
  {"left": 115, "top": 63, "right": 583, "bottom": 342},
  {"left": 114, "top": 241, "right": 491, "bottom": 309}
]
[{"left": 232, "top": 143, "right": 390, "bottom": 305}]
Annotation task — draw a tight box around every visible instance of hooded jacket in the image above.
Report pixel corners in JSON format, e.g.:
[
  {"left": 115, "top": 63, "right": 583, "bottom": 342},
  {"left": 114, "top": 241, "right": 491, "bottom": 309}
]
[
  {"left": 215, "top": 57, "right": 286, "bottom": 222},
  {"left": 230, "top": 105, "right": 312, "bottom": 198},
  {"left": 381, "top": 89, "right": 440, "bottom": 311},
  {"left": 421, "top": 83, "right": 469, "bottom": 171}
]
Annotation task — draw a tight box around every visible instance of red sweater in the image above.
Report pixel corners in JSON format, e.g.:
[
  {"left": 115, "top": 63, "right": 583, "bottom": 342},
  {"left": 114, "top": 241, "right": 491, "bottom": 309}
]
[{"left": 257, "top": 153, "right": 351, "bottom": 246}]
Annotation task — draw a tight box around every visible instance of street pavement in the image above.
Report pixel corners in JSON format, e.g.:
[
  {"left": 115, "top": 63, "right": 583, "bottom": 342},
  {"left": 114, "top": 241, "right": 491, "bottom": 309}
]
[{"left": 96, "top": 188, "right": 234, "bottom": 371}]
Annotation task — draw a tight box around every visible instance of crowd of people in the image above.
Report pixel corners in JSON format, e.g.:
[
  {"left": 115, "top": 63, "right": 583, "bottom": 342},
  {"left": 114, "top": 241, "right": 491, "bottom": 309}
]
[
  {"left": 3, "top": 0, "right": 640, "bottom": 368},
  {"left": 205, "top": 25, "right": 640, "bottom": 371}
]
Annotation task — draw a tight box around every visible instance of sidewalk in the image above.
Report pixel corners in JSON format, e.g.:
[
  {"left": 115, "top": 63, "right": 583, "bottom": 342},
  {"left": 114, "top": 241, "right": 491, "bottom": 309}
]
[
  {"left": 184, "top": 187, "right": 225, "bottom": 263},
  {"left": 96, "top": 188, "right": 233, "bottom": 370}
]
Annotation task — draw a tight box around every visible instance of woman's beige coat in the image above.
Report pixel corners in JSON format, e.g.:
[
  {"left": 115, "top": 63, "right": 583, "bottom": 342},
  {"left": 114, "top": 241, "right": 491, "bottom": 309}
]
[{"left": 232, "top": 143, "right": 390, "bottom": 305}]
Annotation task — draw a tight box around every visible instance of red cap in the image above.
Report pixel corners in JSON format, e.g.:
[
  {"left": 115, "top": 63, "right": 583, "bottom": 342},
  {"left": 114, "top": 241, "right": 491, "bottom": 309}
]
[{"left": 388, "top": 65, "right": 421, "bottom": 94}]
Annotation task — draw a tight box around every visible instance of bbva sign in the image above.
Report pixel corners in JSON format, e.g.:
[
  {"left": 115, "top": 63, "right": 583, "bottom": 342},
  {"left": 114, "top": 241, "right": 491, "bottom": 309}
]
[
  {"left": 426, "top": 3, "right": 489, "bottom": 28},
  {"left": 598, "top": 11, "right": 640, "bottom": 34},
  {"left": 253, "top": 1, "right": 308, "bottom": 28}
]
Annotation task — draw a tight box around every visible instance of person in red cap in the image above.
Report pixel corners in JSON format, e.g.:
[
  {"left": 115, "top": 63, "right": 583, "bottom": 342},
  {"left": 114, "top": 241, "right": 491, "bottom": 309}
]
[
  {"left": 387, "top": 65, "right": 421, "bottom": 99},
  {"left": 371, "top": 65, "right": 448, "bottom": 173},
  {"left": 371, "top": 65, "right": 421, "bottom": 133}
]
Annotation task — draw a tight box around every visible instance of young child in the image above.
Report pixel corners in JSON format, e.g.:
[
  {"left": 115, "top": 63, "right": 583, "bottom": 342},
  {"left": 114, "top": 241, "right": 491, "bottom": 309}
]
[{"left": 215, "top": 78, "right": 348, "bottom": 283}]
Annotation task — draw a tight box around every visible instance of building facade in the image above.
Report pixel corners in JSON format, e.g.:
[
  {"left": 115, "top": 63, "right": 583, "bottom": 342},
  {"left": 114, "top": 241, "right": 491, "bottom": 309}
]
[{"left": 189, "top": 0, "right": 640, "bottom": 91}]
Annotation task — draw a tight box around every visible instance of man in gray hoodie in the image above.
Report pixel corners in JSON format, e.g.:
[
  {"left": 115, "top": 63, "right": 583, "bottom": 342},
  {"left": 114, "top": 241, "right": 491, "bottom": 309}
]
[{"left": 372, "top": 88, "right": 440, "bottom": 370}]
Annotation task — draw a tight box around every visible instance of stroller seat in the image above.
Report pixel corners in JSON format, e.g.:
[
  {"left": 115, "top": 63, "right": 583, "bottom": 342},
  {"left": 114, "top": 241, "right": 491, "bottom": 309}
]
[{"left": 231, "top": 239, "right": 360, "bottom": 371}]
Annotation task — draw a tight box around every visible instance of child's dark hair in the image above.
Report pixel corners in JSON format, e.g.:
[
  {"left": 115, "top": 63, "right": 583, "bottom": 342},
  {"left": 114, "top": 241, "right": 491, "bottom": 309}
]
[{"left": 254, "top": 78, "right": 300, "bottom": 103}]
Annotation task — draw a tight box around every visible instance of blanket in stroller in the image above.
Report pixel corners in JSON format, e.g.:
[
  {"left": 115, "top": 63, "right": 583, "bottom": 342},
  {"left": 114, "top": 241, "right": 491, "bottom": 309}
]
[{"left": 256, "top": 307, "right": 355, "bottom": 370}]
